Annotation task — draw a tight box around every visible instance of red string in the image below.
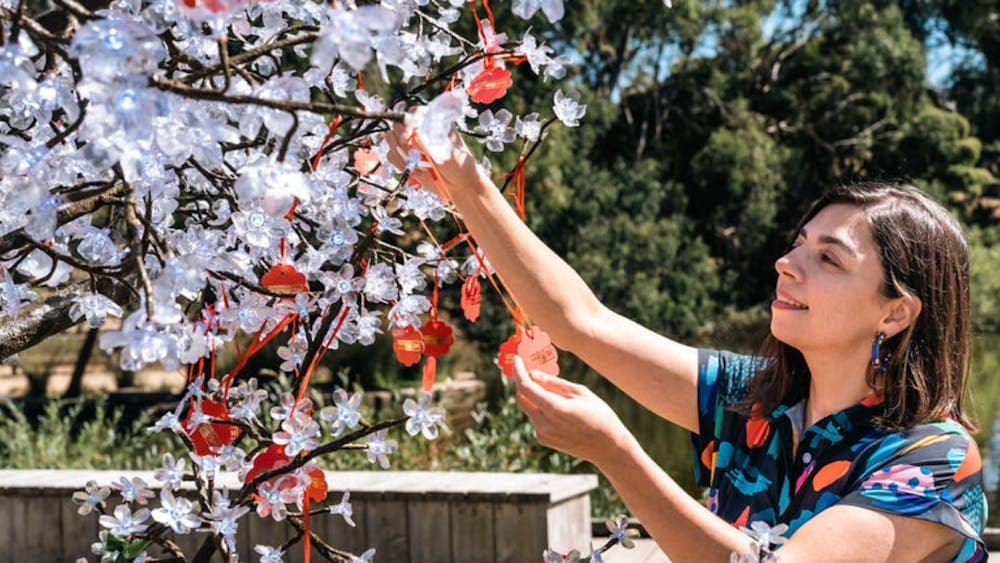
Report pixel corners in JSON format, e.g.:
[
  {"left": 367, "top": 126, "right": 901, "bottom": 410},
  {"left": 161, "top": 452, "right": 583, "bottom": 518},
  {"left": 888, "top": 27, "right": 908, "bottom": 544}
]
[
  {"left": 311, "top": 116, "right": 344, "bottom": 172},
  {"left": 303, "top": 496, "right": 311, "bottom": 563}
]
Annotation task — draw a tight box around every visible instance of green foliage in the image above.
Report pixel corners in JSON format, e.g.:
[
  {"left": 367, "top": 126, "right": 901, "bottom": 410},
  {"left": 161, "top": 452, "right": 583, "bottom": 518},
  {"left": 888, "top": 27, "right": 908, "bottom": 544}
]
[
  {"left": 0, "top": 399, "right": 180, "bottom": 469},
  {"left": 969, "top": 227, "right": 1000, "bottom": 333}
]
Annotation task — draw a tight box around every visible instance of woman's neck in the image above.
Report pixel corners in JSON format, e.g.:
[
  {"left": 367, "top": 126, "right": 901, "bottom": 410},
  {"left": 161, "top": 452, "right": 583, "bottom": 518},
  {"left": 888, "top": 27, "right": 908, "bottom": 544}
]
[{"left": 802, "top": 349, "right": 874, "bottom": 428}]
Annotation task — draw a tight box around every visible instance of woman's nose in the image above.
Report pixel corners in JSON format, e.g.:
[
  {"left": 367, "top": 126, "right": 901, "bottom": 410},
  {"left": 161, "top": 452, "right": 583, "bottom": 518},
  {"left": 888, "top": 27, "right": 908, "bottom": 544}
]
[{"left": 775, "top": 252, "right": 800, "bottom": 280}]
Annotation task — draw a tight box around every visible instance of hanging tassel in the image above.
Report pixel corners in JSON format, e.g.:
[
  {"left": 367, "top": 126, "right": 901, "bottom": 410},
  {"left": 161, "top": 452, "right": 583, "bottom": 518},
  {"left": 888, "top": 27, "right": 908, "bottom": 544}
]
[
  {"left": 422, "top": 356, "right": 438, "bottom": 392},
  {"left": 303, "top": 496, "right": 311, "bottom": 563}
]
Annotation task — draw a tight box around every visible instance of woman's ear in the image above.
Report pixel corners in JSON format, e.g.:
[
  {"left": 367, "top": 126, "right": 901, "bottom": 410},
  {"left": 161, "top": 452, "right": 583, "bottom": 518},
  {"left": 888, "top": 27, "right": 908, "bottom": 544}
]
[{"left": 880, "top": 295, "right": 923, "bottom": 339}]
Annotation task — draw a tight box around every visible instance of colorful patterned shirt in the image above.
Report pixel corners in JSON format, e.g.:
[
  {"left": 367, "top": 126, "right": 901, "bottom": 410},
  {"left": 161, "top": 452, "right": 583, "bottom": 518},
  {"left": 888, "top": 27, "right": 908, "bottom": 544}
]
[{"left": 691, "top": 349, "right": 988, "bottom": 561}]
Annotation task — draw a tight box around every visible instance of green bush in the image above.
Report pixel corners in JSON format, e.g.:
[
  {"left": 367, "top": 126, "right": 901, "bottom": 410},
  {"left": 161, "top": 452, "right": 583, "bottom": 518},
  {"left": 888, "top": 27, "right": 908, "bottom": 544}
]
[{"left": 0, "top": 399, "right": 180, "bottom": 469}]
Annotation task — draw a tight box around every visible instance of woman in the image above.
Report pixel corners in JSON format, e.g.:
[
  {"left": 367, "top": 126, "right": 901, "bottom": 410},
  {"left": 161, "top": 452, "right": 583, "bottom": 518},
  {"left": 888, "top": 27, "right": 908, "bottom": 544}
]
[{"left": 387, "top": 121, "right": 988, "bottom": 562}]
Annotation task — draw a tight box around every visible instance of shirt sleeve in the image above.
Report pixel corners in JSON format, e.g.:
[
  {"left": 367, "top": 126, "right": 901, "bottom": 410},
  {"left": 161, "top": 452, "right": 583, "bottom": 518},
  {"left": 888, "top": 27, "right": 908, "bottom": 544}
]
[
  {"left": 689, "top": 349, "right": 765, "bottom": 487},
  {"left": 838, "top": 423, "right": 988, "bottom": 562}
]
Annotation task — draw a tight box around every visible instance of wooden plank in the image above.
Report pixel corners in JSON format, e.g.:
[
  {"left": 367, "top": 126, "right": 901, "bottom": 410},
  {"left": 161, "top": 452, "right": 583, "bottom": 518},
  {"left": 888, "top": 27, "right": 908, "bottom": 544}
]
[
  {"left": 546, "top": 495, "right": 591, "bottom": 554},
  {"left": 9, "top": 495, "right": 31, "bottom": 563},
  {"left": 494, "top": 502, "right": 547, "bottom": 563},
  {"left": 60, "top": 493, "right": 99, "bottom": 562},
  {"left": 0, "top": 496, "right": 15, "bottom": 563},
  {"left": 407, "top": 499, "right": 450, "bottom": 563},
  {"left": 364, "top": 499, "right": 408, "bottom": 560},
  {"left": 450, "top": 500, "right": 495, "bottom": 563}
]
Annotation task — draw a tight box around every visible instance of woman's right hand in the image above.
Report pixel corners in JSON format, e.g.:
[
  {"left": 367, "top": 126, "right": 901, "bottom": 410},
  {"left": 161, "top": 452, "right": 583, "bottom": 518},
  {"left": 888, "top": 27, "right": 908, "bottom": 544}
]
[{"left": 384, "top": 110, "right": 483, "bottom": 202}]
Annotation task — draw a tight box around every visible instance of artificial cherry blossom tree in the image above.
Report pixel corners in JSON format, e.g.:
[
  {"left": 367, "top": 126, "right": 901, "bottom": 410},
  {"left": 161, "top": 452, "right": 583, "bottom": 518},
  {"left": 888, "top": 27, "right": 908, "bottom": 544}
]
[{"left": 0, "top": 0, "right": 621, "bottom": 561}]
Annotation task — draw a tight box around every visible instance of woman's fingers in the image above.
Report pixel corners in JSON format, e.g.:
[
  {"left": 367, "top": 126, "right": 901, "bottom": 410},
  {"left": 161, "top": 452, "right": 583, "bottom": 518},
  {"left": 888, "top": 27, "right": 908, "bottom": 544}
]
[
  {"left": 529, "top": 369, "right": 580, "bottom": 398},
  {"left": 513, "top": 356, "right": 557, "bottom": 409}
]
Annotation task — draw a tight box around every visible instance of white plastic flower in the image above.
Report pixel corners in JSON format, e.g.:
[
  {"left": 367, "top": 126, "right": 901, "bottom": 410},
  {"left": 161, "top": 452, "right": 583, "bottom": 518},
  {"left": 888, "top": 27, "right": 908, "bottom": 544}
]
[
  {"left": 272, "top": 415, "right": 321, "bottom": 457},
  {"left": 512, "top": 0, "right": 564, "bottom": 22},
  {"left": 69, "top": 293, "right": 124, "bottom": 329},
  {"left": 605, "top": 515, "right": 640, "bottom": 549},
  {"left": 410, "top": 90, "right": 466, "bottom": 163},
  {"left": 553, "top": 90, "right": 587, "bottom": 127},
  {"left": 475, "top": 109, "right": 516, "bottom": 152},
  {"left": 366, "top": 429, "right": 398, "bottom": 469},
  {"left": 353, "top": 548, "right": 376, "bottom": 563},
  {"left": 255, "top": 544, "right": 285, "bottom": 563},
  {"left": 72, "top": 480, "right": 111, "bottom": 515},
  {"left": 153, "top": 453, "right": 186, "bottom": 491},
  {"left": 516, "top": 113, "right": 543, "bottom": 142},
  {"left": 151, "top": 489, "right": 202, "bottom": 534},
  {"left": 111, "top": 476, "right": 155, "bottom": 505},
  {"left": 402, "top": 391, "right": 447, "bottom": 440},
  {"left": 320, "top": 388, "right": 363, "bottom": 437},
  {"left": 99, "top": 504, "right": 151, "bottom": 537},
  {"left": 740, "top": 520, "right": 789, "bottom": 550},
  {"left": 328, "top": 491, "right": 355, "bottom": 527}
]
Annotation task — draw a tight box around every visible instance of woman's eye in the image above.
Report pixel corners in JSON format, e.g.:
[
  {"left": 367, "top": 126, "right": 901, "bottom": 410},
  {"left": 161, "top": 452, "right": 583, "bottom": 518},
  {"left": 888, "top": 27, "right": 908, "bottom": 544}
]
[{"left": 821, "top": 253, "right": 839, "bottom": 267}]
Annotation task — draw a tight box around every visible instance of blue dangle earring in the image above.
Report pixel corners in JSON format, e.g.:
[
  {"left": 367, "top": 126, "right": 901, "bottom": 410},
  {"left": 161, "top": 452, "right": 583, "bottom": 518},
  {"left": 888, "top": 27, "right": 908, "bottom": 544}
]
[{"left": 870, "top": 332, "right": 891, "bottom": 375}]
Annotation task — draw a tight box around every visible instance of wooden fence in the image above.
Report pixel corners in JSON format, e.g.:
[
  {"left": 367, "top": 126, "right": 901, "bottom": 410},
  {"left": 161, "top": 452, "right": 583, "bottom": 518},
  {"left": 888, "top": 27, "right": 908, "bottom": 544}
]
[{"left": 0, "top": 469, "right": 596, "bottom": 563}]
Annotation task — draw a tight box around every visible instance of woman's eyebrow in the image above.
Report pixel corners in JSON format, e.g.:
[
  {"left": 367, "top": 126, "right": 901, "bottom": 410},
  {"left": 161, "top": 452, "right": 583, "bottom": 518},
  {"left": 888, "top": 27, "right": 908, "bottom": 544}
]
[{"left": 798, "top": 228, "right": 860, "bottom": 258}]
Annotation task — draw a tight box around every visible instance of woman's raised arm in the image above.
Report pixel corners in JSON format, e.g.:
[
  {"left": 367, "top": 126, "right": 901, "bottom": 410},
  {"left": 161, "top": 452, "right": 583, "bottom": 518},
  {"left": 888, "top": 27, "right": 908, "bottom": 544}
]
[{"left": 388, "top": 121, "right": 700, "bottom": 432}]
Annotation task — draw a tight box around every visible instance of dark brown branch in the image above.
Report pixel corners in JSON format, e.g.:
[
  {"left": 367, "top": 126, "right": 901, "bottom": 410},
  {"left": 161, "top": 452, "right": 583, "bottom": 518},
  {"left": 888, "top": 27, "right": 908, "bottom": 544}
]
[{"left": 150, "top": 76, "right": 404, "bottom": 122}]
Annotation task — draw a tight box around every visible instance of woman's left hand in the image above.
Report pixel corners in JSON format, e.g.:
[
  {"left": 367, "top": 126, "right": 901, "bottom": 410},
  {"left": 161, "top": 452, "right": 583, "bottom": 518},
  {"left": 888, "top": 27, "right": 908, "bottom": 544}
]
[{"left": 512, "top": 356, "right": 633, "bottom": 464}]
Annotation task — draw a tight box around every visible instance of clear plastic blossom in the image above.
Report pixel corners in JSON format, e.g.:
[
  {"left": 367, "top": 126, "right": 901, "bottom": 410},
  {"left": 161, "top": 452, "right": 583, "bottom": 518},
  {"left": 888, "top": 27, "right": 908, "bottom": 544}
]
[
  {"left": 410, "top": 90, "right": 466, "bottom": 163},
  {"left": 153, "top": 453, "right": 186, "bottom": 491},
  {"left": 366, "top": 428, "right": 398, "bottom": 469},
  {"left": 353, "top": 548, "right": 376, "bottom": 563},
  {"left": 272, "top": 415, "right": 321, "bottom": 457},
  {"left": 605, "top": 515, "right": 641, "bottom": 549},
  {"left": 329, "top": 491, "right": 356, "bottom": 527},
  {"left": 70, "top": 292, "right": 125, "bottom": 329},
  {"left": 152, "top": 489, "right": 202, "bottom": 534},
  {"left": 740, "top": 521, "right": 789, "bottom": 550},
  {"left": 72, "top": 480, "right": 112, "bottom": 515},
  {"left": 475, "top": 109, "right": 517, "bottom": 152},
  {"left": 111, "top": 476, "right": 155, "bottom": 505},
  {"left": 402, "top": 391, "right": 447, "bottom": 440},
  {"left": 512, "top": 0, "right": 564, "bottom": 22},
  {"left": 204, "top": 490, "right": 250, "bottom": 552},
  {"left": 320, "top": 388, "right": 363, "bottom": 437},
  {"left": 255, "top": 544, "right": 285, "bottom": 563},
  {"left": 99, "top": 504, "right": 151, "bottom": 537},
  {"left": 553, "top": 90, "right": 587, "bottom": 127},
  {"left": 515, "top": 112, "right": 543, "bottom": 142}
]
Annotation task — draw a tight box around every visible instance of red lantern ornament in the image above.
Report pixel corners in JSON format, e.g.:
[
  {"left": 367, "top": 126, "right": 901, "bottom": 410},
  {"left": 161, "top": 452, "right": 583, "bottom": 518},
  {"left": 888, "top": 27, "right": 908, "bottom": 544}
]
[
  {"left": 421, "top": 320, "right": 454, "bottom": 358},
  {"left": 184, "top": 399, "right": 242, "bottom": 456},
  {"left": 517, "top": 326, "right": 560, "bottom": 376},
  {"left": 497, "top": 332, "right": 521, "bottom": 377},
  {"left": 461, "top": 276, "right": 482, "bottom": 322},
  {"left": 261, "top": 263, "right": 308, "bottom": 295},
  {"left": 467, "top": 66, "right": 513, "bottom": 104},
  {"left": 353, "top": 147, "right": 380, "bottom": 176},
  {"left": 392, "top": 325, "right": 424, "bottom": 366}
]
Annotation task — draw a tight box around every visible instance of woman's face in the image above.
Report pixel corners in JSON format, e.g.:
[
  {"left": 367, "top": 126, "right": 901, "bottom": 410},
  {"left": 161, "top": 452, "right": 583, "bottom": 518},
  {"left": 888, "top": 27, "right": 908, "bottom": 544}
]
[{"left": 770, "top": 203, "right": 893, "bottom": 354}]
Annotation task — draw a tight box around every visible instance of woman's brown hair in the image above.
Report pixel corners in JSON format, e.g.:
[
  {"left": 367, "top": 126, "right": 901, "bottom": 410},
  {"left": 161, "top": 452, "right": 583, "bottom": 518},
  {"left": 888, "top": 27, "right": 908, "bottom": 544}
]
[{"left": 751, "top": 182, "right": 976, "bottom": 431}]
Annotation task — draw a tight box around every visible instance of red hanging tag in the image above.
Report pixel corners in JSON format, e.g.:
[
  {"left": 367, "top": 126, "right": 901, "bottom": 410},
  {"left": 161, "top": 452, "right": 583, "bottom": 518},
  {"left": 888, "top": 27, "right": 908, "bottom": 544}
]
[
  {"left": 497, "top": 332, "right": 521, "bottom": 377},
  {"left": 421, "top": 320, "right": 454, "bottom": 358},
  {"left": 461, "top": 276, "right": 482, "bottom": 322},
  {"left": 184, "top": 399, "right": 242, "bottom": 456},
  {"left": 261, "top": 263, "right": 308, "bottom": 295},
  {"left": 467, "top": 66, "right": 513, "bottom": 104},
  {"left": 517, "top": 326, "right": 560, "bottom": 375},
  {"left": 422, "top": 356, "right": 437, "bottom": 392},
  {"left": 353, "top": 147, "right": 380, "bottom": 176},
  {"left": 392, "top": 325, "right": 425, "bottom": 367}
]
